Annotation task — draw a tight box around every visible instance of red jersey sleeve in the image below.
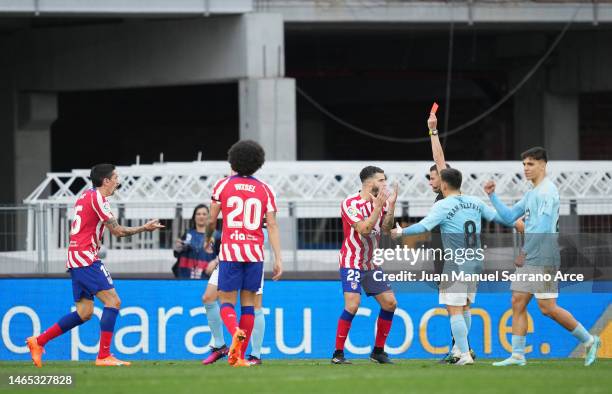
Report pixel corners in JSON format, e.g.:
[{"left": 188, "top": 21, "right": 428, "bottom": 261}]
[
  {"left": 262, "top": 183, "right": 277, "bottom": 213},
  {"left": 91, "top": 190, "right": 113, "bottom": 222},
  {"left": 341, "top": 198, "right": 364, "bottom": 225},
  {"left": 211, "top": 177, "right": 229, "bottom": 204}
]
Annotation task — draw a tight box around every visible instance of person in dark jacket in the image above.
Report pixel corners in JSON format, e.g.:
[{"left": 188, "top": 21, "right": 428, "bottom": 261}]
[{"left": 173, "top": 204, "right": 221, "bottom": 279}]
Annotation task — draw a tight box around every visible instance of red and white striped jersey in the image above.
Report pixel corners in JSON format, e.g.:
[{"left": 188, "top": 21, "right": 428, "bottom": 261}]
[
  {"left": 339, "top": 192, "right": 387, "bottom": 271},
  {"left": 66, "top": 188, "right": 114, "bottom": 269},
  {"left": 211, "top": 175, "right": 277, "bottom": 263}
]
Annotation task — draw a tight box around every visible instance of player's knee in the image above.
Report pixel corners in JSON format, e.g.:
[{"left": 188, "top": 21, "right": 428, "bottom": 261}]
[
  {"left": 107, "top": 296, "right": 121, "bottom": 309},
  {"left": 80, "top": 312, "right": 92, "bottom": 321},
  {"left": 202, "top": 293, "right": 215, "bottom": 304},
  {"left": 539, "top": 304, "right": 555, "bottom": 318},
  {"left": 384, "top": 298, "right": 397, "bottom": 311},
  {"left": 511, "top": 294, "right": 527, "bottom": 309},
  {"left": 78, "top": 306, "right": 93, "bottom": 321},
  {"left": 344, "top": 303, "right": 359, "bottom": 315}
]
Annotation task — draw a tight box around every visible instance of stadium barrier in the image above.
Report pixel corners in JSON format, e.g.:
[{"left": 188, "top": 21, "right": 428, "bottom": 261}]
[
  {"left": 1, "top": 199, "right": 611, "bottom": 275},
  {"left": 1, "top": 279, "right": 610, "bottom": 361}
]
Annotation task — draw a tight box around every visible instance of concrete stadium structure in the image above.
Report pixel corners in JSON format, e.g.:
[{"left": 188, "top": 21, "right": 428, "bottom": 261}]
[{"left": 1, "top": 0, "right": 612, "bottom": 205}]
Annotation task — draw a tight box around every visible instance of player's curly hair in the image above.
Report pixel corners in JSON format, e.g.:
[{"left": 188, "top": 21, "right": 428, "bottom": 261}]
[{"left": 227, "top": 140, "right": 265, "bottom": 176}]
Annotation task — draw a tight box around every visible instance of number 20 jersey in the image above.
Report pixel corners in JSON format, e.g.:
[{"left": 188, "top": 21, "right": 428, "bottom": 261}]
[
  {"left": 66, "top": 188, "right": 114, "bottom": 269},
  {"left": 211, "top": 175, "right": 277, "bottom": 263}
]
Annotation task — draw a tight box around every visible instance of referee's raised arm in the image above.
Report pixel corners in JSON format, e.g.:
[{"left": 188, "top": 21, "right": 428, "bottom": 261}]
[{"left": 428, "top": 111, "right": 447, "bottom": 172}]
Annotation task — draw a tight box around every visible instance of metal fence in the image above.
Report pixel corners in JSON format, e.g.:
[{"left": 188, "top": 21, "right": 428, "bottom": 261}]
[{"left": 1, "top": 199, "right": 611, "bottom": 276}]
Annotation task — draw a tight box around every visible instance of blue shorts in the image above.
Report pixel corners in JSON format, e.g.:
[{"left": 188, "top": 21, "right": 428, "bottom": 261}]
[
  {"left": 218, "top": 261, "right": 264, "bottom": 292},
  {"left": 340, "top": 268, "right": 392, "bottom": 297},
  {"left": 70, "top": 261, "right": 114, "bottom": 302}
]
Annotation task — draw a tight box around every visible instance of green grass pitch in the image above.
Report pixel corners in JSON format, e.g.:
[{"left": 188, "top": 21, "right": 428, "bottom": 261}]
[{"left": 1, "top": 359, "right": 611, "bottom": 394}]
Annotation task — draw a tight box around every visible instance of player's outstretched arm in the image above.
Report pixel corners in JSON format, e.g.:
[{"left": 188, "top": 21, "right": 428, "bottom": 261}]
[
  {"left": 390, "top": 222, "right": 428, "bottom": 239},
  {"left": 484, "top": 180, "right": 525, "bottom": 223},
  {"left": 266, "top": 211, "right": 283, "bottom": 281},
  {"left": 104, "top": 217, "right": 164, "bottom": 238},
  {"left": 428, "top": 113, "right": 447, "bottom": 172},
  {"left": 391, "top": 202, "right": 445, "bottom": 239}
]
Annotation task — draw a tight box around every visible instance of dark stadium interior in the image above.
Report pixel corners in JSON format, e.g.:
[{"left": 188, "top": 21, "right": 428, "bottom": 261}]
[
  {"left": 288, "top": 28, "right": 517, "bottom": 161},
  {"left": 45, "top": 26, "right": 612, "bottom": 169},
  {"left": 288, "top": 27, "right": 612, "bottom": 161},
  {"left": 51, "top": 83, "right": 239, "bottom": 171}
]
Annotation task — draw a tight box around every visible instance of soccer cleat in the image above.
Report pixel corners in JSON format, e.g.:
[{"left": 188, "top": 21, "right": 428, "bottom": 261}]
[
  {"left": 454, "top": 353, "right": 474, "bottom": 366},
  {"left": 331, "top": 350, "right": 352, "bottom": 365},
  {"left": 470, "top": 348, "right": 477, "bottom": 361},
  {"left": 26, "top": 336, "right": 44, "bottom": 368},
  {"left": 227, "top": 328, "right": 246, "bottom": 366},
  {"left": 247, "top": 355, "right": 262, "bottom": 366},
  {"left": 232, "top": 358, "right": 251, "bottom": 368},
  {"left": 492, "top": 355, "right": 527, "bottom": 367},
  {"left": 202, "top": 345, "right": 229, "bottom": 365},
  {"left": 95, "top": 354, "right": 131, "bottom": 366},
  {"left": 584, "top": 336, "right": 601, "bottom": 367},
  {"left": 370, "top": 349, "right": 394, "bottom": 364},
  {"left": 438, "top": 352, "right": 459, "bottom": 364}
]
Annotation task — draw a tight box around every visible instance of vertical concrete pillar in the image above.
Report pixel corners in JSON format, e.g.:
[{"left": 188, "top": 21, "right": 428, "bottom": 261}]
[
  {"left": 239, "top": 78, "right": 296, "bottom": 160},
  {"left": 512, "top": 68, "right": 545, "bottom": 157},
  {"left": 543, "top": 93, "right": 579, "bottom": 160},
  {"left": 15, "top": 93, "right": 56, "bottom": 202}
]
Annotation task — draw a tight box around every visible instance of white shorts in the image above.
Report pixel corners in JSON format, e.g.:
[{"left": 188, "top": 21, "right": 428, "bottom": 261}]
[
  {"left": 510, "top": 265, "right": 558, "bottom": 299},
  {"left": 439, "top": 280, "right": 477, "bottom": 306},
  {"left": 208, "top": 266, "right": 264, "bottom": 295}
]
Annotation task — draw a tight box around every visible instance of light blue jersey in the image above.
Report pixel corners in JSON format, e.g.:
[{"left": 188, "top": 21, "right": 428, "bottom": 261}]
[
  {"left": 414, "top": 195, "right": 511, "bottom": 273},
  {"left": 490, "top": 177, "right": 560, "bottom": 266}
]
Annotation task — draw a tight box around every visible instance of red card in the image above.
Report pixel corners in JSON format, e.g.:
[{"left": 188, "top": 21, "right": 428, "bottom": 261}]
[{"left": 430, "top": 102, "right": 439, "bottom": 115}]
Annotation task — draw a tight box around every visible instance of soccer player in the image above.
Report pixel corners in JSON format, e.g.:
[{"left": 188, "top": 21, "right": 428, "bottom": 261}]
[
  {"left": 425, "top": 110, "right": 463, "bottom": 363},
  {"left": 391, "top": 168, "right": 515, "bottom": 365},
  {"left": 485, "top": 147, "right": 601, "bottom": 367},
  {"left": 26, "top": 163, "right": 164, "bottom": 367},
  {"left": 206, "top": 140, "right": 282, "bottom": 367},
  {"left": 426, "top": 110, "right": 523, "bottom": 363},
  {"left": 172, "top": 205, "right": 228, "bottom": 364},
  {"left": 201, "top": 256, "right": 266, "bottom": 365},
  {"left": 332, "top": 166, "right": 398, "bottom": 365}
]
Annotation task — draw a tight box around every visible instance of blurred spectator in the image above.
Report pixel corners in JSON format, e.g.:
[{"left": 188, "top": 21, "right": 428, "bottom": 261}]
[{"left": 172, "top": 204, "right": 221, "bottom": 279}]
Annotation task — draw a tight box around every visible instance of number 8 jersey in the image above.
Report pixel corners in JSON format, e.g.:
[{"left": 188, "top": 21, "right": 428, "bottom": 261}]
[
  {"left": 211, "top": 175, "right": 277, "bottom": 263},
  {"left": 67, "top": 188, "right": 114, "bottom": 269}
]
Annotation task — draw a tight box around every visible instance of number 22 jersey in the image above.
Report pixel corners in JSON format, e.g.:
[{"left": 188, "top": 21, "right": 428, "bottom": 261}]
[{"left": 211, "top": 175, "right": 277, "bottom": 263}]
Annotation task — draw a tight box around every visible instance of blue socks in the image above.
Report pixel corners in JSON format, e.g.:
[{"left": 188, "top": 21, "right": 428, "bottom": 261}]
[
  {"left": 251, "top": 309, "right": 265, "bottom": 358},
  {"left": 100, "top": 307, "right": 118, "bottom": 332},
  {"left": 511, "top": 335, "right": 526, "bottom": 358},
  {"left": 340, "top": 309, "right": 356, "bottom": 322},
  {"left": 571, "top": 323, "right": 594, "bottom": 346},
  {"left": 204, "top": 302, "right": 226, "bottom": 348},
  {"left": 450, "top": 314, "right": 469, "bottom": 354},
  {"left": 57, "top": 311, "right": 84, "bottom": 332}
]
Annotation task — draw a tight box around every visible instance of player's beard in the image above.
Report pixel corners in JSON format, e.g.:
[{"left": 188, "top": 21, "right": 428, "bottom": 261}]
[
  {"left": 110, "top": 183, "right": 121, "bottom": 196},
  {"left": 371, "top": 186, "right": 379, "bottom": 197}
]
